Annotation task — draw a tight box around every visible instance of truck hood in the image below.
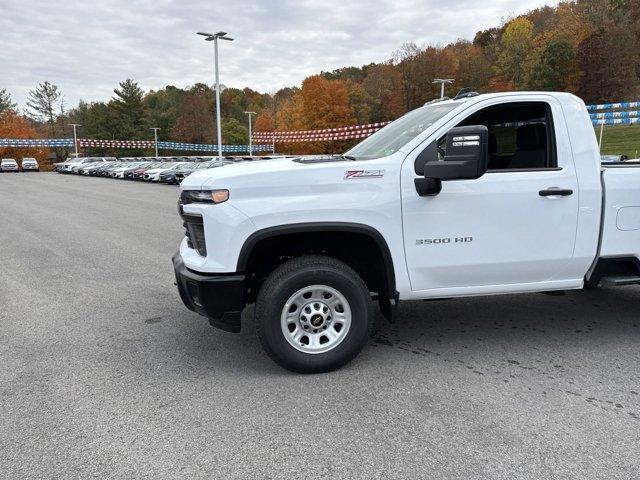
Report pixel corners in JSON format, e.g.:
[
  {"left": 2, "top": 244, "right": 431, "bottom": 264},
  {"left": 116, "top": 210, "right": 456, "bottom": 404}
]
[{"left": 180, "top": 157, "right": 350, "bottom": 190}]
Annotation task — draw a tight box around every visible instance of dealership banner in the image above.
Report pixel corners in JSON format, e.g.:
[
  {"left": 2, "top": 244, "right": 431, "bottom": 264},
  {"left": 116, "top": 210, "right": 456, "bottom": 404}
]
[
  {"left": 587, "top": 100, "right": 640, "bottom": 126},
  {"left": 587, "top": 101, "right": 640, "bottom": 111},
  {"left": 590, "top": 111, "right": 640, "bottom": 119},
  {"left": 78, "top": 139, "right": 155, "bottom": 148},
  {"left": 591, "top": 117, "right": 640, "bottom": 126},
  {"left": 0, "top": 138, "right": 74, "bottom": 147},
  {"left": 252, "top": 121, "right": 392, "bottom": 143},
  {"left": 157, "top": 141, "right": 273, "bottom": 152},
  {"left": 1, "top": 138, "right": 273, "bottom": 152}
]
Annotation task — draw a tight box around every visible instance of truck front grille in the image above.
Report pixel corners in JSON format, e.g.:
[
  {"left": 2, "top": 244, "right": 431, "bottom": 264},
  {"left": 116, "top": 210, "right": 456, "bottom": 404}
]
[{"left": 183, "top": 215, "right": 206, "bottom": 257}]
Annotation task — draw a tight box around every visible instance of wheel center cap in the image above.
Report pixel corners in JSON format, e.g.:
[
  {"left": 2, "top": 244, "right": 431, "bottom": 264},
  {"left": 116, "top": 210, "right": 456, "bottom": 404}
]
[{"left": 310, "top": 314, "right": 324, "bottom": 327}]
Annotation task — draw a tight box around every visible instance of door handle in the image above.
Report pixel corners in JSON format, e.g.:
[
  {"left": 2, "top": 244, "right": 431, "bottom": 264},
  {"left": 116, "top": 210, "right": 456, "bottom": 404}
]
[{"left": 539, "top": 188, "right": 573, "bottom": 197}]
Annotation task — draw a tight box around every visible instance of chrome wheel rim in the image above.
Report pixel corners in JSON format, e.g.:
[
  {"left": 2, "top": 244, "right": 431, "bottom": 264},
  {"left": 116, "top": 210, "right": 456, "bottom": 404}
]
[{"left": 280, "top": 285, "right": 352, "bottom": 354}]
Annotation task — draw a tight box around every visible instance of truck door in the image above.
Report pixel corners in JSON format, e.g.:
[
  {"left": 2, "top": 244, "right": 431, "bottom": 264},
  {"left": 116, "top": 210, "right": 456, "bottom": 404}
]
[{"left": 401, "top": 98, "right": 580, "bottom": 294}]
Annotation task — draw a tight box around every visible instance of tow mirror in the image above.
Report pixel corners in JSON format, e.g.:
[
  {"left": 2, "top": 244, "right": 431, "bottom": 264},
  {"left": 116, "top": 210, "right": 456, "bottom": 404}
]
[{"left": 415, "top": 125, "right": 489, "bottom": 196}]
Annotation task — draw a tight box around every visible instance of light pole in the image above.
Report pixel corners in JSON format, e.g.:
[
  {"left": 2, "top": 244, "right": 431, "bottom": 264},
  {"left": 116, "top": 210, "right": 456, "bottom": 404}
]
[
  {"left": 272, "top": 99, "right": 277, "bottom": 155},
  {"left": 197, "top": 31, "right": 234, "bottom": 162},
  {"left": 598, "top": 122, "right": 605, "bottom": 151},
  {"left": 244, "top": 111, "right": 256, "bottom": 155},
  {"left": 150, "top": 127, "right": 160, "bottom": 157},
  {"left": 68, "top": 123, "right": 81, "bottom": 156},
  {"left": 432, "top": 78, "right": 454, "bottom": 99}
]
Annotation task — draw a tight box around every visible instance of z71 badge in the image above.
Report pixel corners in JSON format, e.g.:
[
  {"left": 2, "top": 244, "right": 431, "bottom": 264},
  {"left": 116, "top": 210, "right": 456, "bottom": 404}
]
[{"left": 344, "top": 169, "right": 385, "bottom": 179}]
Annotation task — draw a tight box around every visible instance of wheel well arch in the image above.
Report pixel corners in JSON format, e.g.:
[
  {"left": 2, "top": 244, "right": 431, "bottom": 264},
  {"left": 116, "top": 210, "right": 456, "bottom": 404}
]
[{"left": 237, "top": 223, "right": 396, "bottom": 304}]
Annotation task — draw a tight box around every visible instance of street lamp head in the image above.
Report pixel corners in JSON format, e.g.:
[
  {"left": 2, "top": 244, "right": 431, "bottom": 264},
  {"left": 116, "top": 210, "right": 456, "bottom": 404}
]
[
  {"left": 197, "top": 31, "right": 233, "bottom": 41},
  {"left": 244, "top": 111, "right": 257, "bottom": 115}
]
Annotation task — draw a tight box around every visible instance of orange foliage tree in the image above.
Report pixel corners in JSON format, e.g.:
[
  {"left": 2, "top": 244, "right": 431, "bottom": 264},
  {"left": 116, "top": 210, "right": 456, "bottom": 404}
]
[
  {"left": 0, "top": 109, "right": 49, "bottom": 166},
  {"left": 276, "top": 76, "right": 357, "bottom": 155}
]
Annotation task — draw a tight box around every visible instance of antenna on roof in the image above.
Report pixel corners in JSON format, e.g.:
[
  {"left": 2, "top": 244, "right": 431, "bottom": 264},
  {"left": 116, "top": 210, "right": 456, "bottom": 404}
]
[{"left": 453, "top": 88, "right": 480, "bottom": 100}]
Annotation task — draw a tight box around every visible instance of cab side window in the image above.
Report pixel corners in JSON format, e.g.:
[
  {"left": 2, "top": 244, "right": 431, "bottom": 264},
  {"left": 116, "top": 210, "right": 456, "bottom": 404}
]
[
  {"left": 414, "top": 101, "right": 557, "bottom": 175},
  {"left": 459, "top": 102, "right": 556, "bottom": 171}
]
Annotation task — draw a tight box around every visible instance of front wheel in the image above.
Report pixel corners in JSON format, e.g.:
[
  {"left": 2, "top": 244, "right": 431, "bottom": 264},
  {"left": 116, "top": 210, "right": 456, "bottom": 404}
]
[{"left": 255, "top": 255, "right": 373, "bottom": 373}]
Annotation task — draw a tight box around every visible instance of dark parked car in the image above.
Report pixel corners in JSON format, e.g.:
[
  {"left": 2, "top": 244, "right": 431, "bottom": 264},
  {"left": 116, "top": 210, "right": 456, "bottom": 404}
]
[
  {"left": 123, "top": 162, "right": 153, "bottom": 179},
  {"left": 132, "top": 162, "right": 162, "bottom": 180},
  {"left": 173, "top": 161, "right": 221, "bottom": 184},
  {"left": 159, "top": 163, "right": 202, "bottom": 184}
]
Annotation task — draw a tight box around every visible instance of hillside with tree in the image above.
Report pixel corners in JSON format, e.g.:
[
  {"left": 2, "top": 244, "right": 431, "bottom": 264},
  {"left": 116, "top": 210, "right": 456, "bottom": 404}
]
[{"left": 1, "top": 0, "right": 639, "bottom": 164}]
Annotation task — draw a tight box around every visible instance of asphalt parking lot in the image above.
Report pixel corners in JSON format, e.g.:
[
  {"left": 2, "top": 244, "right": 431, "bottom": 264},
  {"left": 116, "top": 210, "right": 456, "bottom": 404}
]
[{"left": 1, "top": 173, "right": 639, "bottom": 479}]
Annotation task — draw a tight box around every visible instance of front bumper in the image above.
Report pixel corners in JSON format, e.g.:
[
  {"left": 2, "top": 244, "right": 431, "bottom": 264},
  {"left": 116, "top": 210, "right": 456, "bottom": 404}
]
[{"left": 172, "top": 252, "right": 246, "bottom": 333}]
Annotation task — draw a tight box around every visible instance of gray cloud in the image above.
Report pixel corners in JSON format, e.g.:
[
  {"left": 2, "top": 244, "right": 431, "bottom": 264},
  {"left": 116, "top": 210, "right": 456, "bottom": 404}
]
[{"left": 1, "top": 0, "right": 558, "bottom": 109}]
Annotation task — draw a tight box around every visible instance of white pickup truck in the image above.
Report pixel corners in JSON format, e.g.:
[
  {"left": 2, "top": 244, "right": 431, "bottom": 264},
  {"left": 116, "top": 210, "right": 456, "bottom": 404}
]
[{"left": 173, "top": 91, "right": 640, "bottom": 373}]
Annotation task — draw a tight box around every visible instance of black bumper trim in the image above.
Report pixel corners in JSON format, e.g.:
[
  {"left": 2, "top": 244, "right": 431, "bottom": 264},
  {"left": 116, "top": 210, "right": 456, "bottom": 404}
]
[{"left": 172, "top": 252, "right": 245, "bottom": 333}]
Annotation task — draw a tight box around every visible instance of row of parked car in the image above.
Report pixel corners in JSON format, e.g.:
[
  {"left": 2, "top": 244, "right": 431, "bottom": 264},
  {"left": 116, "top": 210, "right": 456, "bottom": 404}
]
[
  {"left": 1, "top": 158, "right": 39, "bottom": 172},
  {"left": 53, "top": 155, "right": 288, "bottom": 185}
]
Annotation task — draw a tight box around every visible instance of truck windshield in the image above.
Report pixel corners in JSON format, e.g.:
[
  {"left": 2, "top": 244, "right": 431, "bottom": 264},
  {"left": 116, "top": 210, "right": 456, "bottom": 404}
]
[{"left": 345, "top": 102, "right": 460, "bottom": 159}]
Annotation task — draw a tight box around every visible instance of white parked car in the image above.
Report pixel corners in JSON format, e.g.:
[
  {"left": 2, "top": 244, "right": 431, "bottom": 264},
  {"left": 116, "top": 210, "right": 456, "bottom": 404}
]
[
  {"left": 21, "top": 158, "right": 39, "bottom": 172},
  {"left": 143, "top": 162, "right": 186, "bottom": 182},
  {"left": 174, "top": 91, "right": 640, "bottom": 373},
  {"left": 1, "top": 158, "right": 19, "bottom": 172},
  {"left": 110, "top": 162, "right": 145, "bottom": 178},
  {"left": 61, "top": 157, "right": 114, "bottom": 173}
]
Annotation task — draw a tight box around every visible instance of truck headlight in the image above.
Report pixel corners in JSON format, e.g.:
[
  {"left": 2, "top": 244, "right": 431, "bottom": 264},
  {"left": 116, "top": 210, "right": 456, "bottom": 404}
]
[{"left": 181, "top": 189, "right": 229, "bottom": 204}]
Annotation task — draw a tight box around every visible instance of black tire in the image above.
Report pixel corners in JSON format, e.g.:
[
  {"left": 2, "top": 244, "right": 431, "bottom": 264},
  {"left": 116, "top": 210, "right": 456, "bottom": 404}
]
[{"left": 255, "top": 255, "right": 373, "bottom": 373}]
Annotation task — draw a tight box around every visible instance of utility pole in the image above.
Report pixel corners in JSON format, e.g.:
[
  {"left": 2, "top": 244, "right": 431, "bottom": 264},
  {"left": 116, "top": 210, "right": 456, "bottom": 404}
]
[
  {"left": 197, "top": 31, "right": 234, "bottom": 162},
  {"left": 150, "top": 127, "right": 160, "bottom": 157},
  {"left": 432, "top": 78, "right": 454, "bottom": 99},
  {"left": 244, "top": 111, "right": 256, "bottom": 156},
  {"left": 68, "top": 123, "right": 81, "bottom": 156}
]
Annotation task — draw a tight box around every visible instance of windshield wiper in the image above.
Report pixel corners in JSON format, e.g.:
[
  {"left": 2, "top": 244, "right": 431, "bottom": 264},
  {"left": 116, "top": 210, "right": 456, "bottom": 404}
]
[{"left": 340, "top": 155, "right": 357, "bottom": 161}]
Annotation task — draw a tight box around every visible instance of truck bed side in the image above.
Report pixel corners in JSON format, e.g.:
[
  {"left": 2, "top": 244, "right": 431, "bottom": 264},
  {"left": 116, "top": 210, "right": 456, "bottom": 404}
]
[{"left": 588, "top": 164, "right": 640, "bottom": 285}]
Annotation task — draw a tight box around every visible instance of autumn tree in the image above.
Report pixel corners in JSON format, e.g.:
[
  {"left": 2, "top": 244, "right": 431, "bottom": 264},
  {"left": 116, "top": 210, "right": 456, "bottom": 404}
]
[
  {"left": 0, "top": 88, "right": 16, "bottom": 114},
  {"left": 414, "top": 46, "right": 457, "bottom": 101},
  {"left": 393, "top": 42, "right": 420, "bottom": 109},
  {"left": 298, "top": 76, "right": 355, "bottom": 129},
  {"left": 0, "top": 109, "right": 48, "bottom": 165},
  {"left": 496, "top": 17, "right": 534, "bottom": 88},
  {"left": 171, "top": 93, "right": 215, "bottom": 144},
  {"left": 345, "top": 80, "right": 371, "bottom": 124},
  {"left": 450, "top": 42, "right": 493, "bottom": 93},
  {"left": 528, "top": 40, "right": 576, "bottom": 91},
  {"left": 254, "top": 110, "right": 275, "bottom": 133},
  {"left": 577, "top": 25, "right": 638, "bottom": 103},
  {"left": 362, "top": 63, "right": 404, "bottom": 122}
]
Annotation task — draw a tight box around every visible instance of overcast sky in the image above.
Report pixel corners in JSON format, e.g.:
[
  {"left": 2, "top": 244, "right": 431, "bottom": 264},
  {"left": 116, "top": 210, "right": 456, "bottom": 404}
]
[{"left": 1, "top": 0, "right": 558, "bottom": 110}]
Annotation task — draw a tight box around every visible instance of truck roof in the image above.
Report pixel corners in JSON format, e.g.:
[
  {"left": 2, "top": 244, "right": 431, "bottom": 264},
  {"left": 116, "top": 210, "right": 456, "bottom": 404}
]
[{"left": 430, "top": 91, "right": 582, "bottom": 108}]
